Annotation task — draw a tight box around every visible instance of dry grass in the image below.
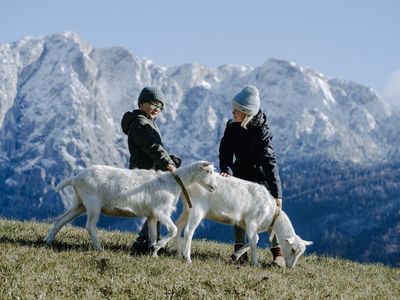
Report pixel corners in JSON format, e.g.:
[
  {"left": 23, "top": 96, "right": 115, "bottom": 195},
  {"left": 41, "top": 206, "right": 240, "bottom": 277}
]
[{"left": 0, "top": 218, "right": 399, "bottom": 299}]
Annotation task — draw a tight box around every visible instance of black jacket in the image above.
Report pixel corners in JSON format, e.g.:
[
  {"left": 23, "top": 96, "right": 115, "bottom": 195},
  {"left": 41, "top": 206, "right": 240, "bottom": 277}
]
[
  {"left": 121, "top": 110, "right": 175, "bottom": 170},
  {"left": 219, "top": 110, "right": 282, "bottom": 199}
]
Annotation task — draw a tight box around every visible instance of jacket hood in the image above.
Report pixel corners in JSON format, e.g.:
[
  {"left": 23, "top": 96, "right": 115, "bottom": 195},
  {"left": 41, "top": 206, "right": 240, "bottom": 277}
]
[
  {"left": 249, "top": 109, "right": 267, "bottom": 127},
  {"left": 121, "top": 110, "right": 143, "bottom": 135}
]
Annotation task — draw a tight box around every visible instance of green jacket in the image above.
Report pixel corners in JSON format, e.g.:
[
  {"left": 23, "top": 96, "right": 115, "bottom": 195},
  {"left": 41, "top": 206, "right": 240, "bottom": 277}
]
[{"left": 121, "top": 110, "right": 175, "bottom": 170}]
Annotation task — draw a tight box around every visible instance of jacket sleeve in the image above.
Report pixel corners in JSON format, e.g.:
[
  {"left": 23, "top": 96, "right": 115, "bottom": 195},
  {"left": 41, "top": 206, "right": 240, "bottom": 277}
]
[
  {"left": 218, "top": 120, "right": 234, "bottom": 175},
  {"left": 255, "top": 127, "right": 282, "bottom": 199},
  {"left": 129, "top": 122, "right": 175, "bottom": 170}
]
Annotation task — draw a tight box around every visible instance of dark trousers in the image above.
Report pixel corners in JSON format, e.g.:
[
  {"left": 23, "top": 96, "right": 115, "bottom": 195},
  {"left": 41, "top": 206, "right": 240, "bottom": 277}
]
[
  {"left": 137, "top": 220, "right": 161, "bottom": 241},
  {"left": 234, "top": 225, "right": 280, "bottom": 248}
]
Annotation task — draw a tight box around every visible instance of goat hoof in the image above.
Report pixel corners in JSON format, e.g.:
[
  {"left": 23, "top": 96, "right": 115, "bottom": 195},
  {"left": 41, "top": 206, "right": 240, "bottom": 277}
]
[
  {"left": 150, "top": 245, "right": 161, "bottom": 257},
  {"left": 230, "top": 253, "right": 238, "bottom": 261},
  {"left": 43, "top": 241, "right": 52, "bottom": 247},
  {"left": 43, "top": 236, "right": 56, "bottom": 247},
  {"left": 183, "top": 257, "right": 192, "bottom": 264}
]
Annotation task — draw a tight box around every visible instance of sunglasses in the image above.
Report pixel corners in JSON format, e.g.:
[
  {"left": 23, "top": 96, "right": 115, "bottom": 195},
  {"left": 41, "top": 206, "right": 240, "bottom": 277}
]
[{"left": 148, "top": 102, "right": 164, "bottom": 111}]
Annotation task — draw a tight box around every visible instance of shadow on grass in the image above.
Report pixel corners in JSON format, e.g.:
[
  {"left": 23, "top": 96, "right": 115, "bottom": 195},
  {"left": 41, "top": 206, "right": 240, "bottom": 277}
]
[
  {"left": 0, "top": 236, "right": 131, "bottom": 253},
  {"left": 0, "top": 235, "right": 253, "bottom": 267},
  {"left": 191, "top": 250, "right": 229, "bottom": 261}
]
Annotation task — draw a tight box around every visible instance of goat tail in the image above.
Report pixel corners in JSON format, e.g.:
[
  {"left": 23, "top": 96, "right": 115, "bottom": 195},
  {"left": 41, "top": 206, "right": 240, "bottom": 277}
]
[{"left": 55, "top": 177, "right": 75, "bottom": 192}]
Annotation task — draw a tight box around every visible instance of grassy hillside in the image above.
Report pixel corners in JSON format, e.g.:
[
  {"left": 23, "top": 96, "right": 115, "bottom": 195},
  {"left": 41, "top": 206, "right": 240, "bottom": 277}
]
[{"left": 0, "top": 218, "right": 399, "bottom": 299}]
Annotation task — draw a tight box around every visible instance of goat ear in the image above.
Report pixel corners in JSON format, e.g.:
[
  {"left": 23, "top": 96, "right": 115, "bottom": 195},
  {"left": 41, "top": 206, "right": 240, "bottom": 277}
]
[
  {"left": 285, "top": 237, "right": 295, "bottom": 245},
  {"left": 303, "top": 240, "right": 313, "bottom": 246},
  {"left": 201, "top": 162, "right": 213, "bottom": 170}
]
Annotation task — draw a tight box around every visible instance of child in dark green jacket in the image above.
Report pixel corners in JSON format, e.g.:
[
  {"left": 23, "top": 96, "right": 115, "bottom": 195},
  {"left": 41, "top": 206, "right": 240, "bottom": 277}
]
[{"left": 121, "top": 86, "right": 180, "bottom": 254}]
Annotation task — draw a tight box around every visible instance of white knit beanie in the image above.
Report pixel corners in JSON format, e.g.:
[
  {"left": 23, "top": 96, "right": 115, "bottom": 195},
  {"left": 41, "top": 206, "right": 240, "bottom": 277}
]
[{"left": 231, "top": 86, "right": 260, "bottom": 116}]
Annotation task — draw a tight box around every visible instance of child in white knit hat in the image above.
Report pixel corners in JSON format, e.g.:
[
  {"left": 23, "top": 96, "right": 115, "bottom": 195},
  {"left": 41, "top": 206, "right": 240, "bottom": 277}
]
[{"left": 219, "top": 85, "right": 285, "bottom": 267}]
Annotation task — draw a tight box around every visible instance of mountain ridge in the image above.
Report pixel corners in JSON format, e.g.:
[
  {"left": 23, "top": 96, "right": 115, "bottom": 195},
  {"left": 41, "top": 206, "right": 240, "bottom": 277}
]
[{"left": 0, "top": 32, "right": 399, "bottom": 265}]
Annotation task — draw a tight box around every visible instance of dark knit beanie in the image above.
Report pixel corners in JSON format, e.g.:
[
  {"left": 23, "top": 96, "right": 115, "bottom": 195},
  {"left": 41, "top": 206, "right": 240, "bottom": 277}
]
[{"left": 138, "top": 86, "right": 165, "bottom": 107}]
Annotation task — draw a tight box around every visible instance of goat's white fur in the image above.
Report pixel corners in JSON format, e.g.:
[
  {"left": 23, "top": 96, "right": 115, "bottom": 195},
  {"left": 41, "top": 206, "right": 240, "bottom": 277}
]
[
  {"left": 174, "top": 174, "right": 312, "bottom": 267},
  {"left": 44, "top": 161, "right": 217, "bottom": 255}
]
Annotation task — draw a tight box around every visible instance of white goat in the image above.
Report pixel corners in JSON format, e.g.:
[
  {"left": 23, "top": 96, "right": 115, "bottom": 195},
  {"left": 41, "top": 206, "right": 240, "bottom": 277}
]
[
  {"left": 44, "top": 161, "right": 217, "bottom": 255},
  {"left": 174, "top": 174, "right": 312, "bottom": 267}
]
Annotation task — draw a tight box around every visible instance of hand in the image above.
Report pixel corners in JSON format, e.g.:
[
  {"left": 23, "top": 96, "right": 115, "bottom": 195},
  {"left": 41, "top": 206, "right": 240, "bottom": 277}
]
[
  {"left": 220, "top": 172, "right": 232, "bottom": 177},
  {"left": 275, "top": 198, "right": 282, "bottom": 208},
  {"left": 166, "top": 165, "right": 176, "bottom": 172}
]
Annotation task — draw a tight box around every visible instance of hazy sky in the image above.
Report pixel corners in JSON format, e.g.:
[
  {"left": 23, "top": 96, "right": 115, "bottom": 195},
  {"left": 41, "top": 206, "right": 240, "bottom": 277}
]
[{"left": 1, "top": 0, "right": 399, "bottom": 105}]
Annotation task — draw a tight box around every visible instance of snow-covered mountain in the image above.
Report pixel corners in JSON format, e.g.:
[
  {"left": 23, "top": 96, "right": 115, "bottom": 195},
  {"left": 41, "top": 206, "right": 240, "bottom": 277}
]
[{"left": 1, "top": 32, "right": 399, "bottom": 265}]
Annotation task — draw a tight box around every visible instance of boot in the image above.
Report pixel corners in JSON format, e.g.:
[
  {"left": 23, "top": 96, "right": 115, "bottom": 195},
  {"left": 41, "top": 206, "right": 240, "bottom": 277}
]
[
  {"left": 230, "top": 243, "right": 248, "bottom": 264},
  {"left": 131, "top": 237, "right": 167, "bottom": 256},
  {"left": 131, "top": 236, "right": 151, "bottom": 256},
  {"left": 270, "top": 247, "right": 286, "bottom": 268}
]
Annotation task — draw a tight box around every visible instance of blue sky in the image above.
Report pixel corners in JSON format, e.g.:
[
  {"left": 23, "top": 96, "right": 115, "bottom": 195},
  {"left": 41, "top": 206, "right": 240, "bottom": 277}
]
[{"left": 1, "top": 0, "right": 399, "bottom": 105}]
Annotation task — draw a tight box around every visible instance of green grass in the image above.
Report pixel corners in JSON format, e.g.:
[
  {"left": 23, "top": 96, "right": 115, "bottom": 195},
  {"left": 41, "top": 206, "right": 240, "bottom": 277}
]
[{"left": 0, "top": 218, "right": 399, "bottom": 299}]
